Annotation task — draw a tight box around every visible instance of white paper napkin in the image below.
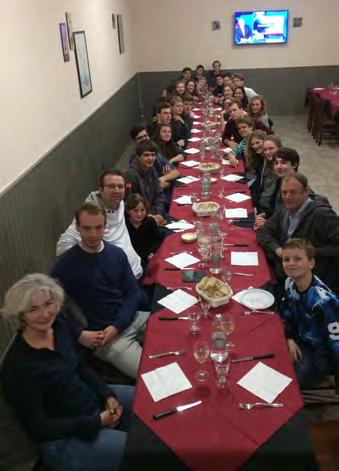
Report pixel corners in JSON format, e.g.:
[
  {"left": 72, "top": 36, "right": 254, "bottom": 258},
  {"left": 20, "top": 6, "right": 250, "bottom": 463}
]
[
  {"left": 221, "top": 147, "right": 233, "bottom": 153},
  {"left": 158, "top": 289, "right": 198, "bottom": 314},
  {"left": 191, "top": 129, "right": 201, "bottom": 134},
  {"left": 226, "top": 193, "right": 251, "bottom": 203},
  {"left": 165, "top": 220, "right": 195, "bottom": 232},
  {"left": 231, "top": 252, "right": 258, "bottom": 266},
  {"left": 237, "top": 362, "right": 292, "bottom": 403},
  {"left": 225, "top": 208, "right": 248, "bottom": 218},
  {"left": 221, "top": 159, "right": 230, "bottom": 166},
  {"left": 165, "top": 252, "right": 200, "bottom": 268},
  {"left": 188, "top": 137, "right": 201, "bottom": 143},
  {"left": 192, "top": 120, "right": 201, "bottom": 124},
  {"left": 173, "top": 195, "right": 192, "bottom": 205},
  {"left": 192, "top": 108, "right": 202, "bottom": 111},
  {"left": 221, "top": 174, "right": 243, "bottom": 182},
  {"left": 141, "top": 362, "right": 192, "bottom": 402},
  {"left": 177, "top": 176, "right": 200, "bottom": 184},
  {"left": 184, "top": 148, "right": 200, "bottom": 155},
  {"left": 231, "top": 288, "right": 253, "bottom": 304},
  {"left": 180, "top": 160, "right": 200, "bottom": 168}
]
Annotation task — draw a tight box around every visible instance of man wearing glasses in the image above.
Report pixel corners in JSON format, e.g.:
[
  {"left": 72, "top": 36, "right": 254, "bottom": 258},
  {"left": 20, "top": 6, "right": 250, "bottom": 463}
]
[{"left": 56, "top": 169, "right": 142, "bottom": 279}]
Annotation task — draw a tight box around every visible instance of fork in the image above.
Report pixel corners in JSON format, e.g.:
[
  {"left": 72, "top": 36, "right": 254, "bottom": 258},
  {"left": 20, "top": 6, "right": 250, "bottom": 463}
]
[
  {"left": 239, "top": 402, "right": 283, "bottom": 410},
  {"left": 148, "top": 350, "right": 186, "bottom": 359},
  {"left": 243, "top": 310, "right": 275, "bottom": 316},
  {"left": 166, "top": 286, "right": 193, "bottom": 291}
]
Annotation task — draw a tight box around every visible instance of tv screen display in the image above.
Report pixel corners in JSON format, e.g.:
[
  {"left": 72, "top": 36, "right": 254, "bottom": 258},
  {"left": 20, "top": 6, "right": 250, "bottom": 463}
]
[{"left": 234, "top": 10, "right": 288, "bottom": 45}]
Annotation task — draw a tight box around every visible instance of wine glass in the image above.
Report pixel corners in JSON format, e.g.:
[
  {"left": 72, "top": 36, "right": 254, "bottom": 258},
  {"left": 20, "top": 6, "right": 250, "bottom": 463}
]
[
  {"left": 222, "top": 314, "right": 235, "bottom": 348},
  {"left": 217, "top": 184, "right": 225, "bottom": 200},
  {"left": 193, "top": 340, "right": 210, "bottom": 381},
  {"left": 197, "top": 243, "right": 210, "bottom": 268},
  {"left": 214, "top": 356, "right": 231, "bottom": 388},
  {"left": 188, "top": 311, "right": 201, "bottom": 335},
  {"left": 199, "top": 296, "right": 211, "bottom": 318}
]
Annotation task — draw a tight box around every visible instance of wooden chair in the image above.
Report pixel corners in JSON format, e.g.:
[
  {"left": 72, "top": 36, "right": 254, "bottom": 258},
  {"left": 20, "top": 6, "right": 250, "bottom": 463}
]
[{"left": 313, "top": 96, "right": 339, "bottom": 146}]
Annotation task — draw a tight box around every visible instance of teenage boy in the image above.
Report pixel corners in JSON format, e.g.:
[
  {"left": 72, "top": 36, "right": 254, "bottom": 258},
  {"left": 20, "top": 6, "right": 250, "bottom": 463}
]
[
  {"left": 232, "top": 72, "right": 257, "bottom": 100},
  {"left": 279, "top": 238, "right": 339, "bottom": 391},
  {"left": 225, "top": 116, "right": 255, "bottom": 167},
  {"left": 182, "top": 94, "right": 194, "bottom": 130},
  {"left": 147, "top": 102, "right": 172, "bottom": 137},
  {"left": 212, "top": 74, "right": 225, "bottom": 101},
  {"left": 207, "top": 60, "right": 222, "bottom": 88}
]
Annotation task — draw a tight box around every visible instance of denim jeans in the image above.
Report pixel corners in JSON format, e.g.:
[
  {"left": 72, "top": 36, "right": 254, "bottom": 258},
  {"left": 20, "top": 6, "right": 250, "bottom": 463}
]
[
  {"left": 294, "top": 342, "right": 332, "bottom": 389},
  {"left": 39, "top": 385, "right": 134, "bottom": 471}
]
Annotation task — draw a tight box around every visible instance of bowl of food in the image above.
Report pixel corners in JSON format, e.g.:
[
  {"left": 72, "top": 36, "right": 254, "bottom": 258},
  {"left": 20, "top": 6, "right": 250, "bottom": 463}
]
[
  {"left": 181, "top": 232, "right": 197, "bottom": 244},
  {"left": 193, "top": 201, "right": 220, "bottom": 217},
  {"left": 198, "top": 162, "right": 221, "bottom": 173},
  {"left": 196, "top": 276, "right": 233, "bottom": 308}
]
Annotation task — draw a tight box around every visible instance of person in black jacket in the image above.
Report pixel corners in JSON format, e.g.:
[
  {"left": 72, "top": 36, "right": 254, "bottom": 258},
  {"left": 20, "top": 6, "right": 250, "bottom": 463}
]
[{"left": 1, "top": 273, "right": 134, "bottom": 471}]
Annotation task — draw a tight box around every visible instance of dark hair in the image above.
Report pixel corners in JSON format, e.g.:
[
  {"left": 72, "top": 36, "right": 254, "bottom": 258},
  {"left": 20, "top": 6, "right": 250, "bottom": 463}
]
[
  {"left": 99, "top": 168, "right": 123, "bottom": 189},
  {"left": 223, "top": 72, "right": 232, "bottom": 79},
  {"left": 212, "top": 60, "right": 221, "bottom": 67},
  {"left": 171, "top": 95, "right": 183, "bottom": 105},
  {"left": 216, "top": 74, "right": 224, "bottom": 79},
  {"left": 174, "top": 81, "right": 186, "bottom": 95},
  {"left": 154, "top": 123, "right": 172, "bottom": 143},
  {"left": 136, "top": 140, "right": 158, "bottom": 157},
  {"left": 282, "top": 238, "right": 315, "bottom": 260},
  {"left": 196, "top": 64, "right": 205, "bottom": 72},
  {"left": 232, "top": 72, "right": 244, "bottom": 81},
  {"left": 282, "top": 172, "right": 308, "bottom": 189},
  {"left": 233, "top": 86, "right": 248, "bottom": 109},
  {"left": 125, "top": 193, "right": 150, "bottom": 213},
  {"left": 75, "top": 202, "right": 107, "bottom": 225},
  {"left": 236, "top": 116, "right": 255, "bottom": 129},
  {"left": 182, "top": 67, "right": 192, "bottom": 74},
  {"left": 130, "top": 123, "right": 146, "bottom": 140},
  {"left": 276, "top": 147, "right": 300, "bottom": 171},
  {"left": 155, "top": 101, "right": 171, "bottom": 114},
  {"left": 182, "top": 94, "right": 194, "bottom": 103},
  {"left": 228, "top": 98, "right": 242, "bottom": 109}
]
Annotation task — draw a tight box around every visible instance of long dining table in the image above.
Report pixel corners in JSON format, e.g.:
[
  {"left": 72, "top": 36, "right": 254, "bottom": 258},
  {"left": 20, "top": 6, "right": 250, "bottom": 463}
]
[{"left": 122, "top": 103, "right": 317, "bottom": 470}]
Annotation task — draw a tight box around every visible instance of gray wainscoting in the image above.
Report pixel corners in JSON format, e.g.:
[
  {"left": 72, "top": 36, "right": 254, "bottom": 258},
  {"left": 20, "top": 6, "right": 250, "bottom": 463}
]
[
  {"left": 138, "top": 65, "right": 339, "bottom": 117},
  {"left": 0, "top": 75, "right": 141, "bottom": 301}
]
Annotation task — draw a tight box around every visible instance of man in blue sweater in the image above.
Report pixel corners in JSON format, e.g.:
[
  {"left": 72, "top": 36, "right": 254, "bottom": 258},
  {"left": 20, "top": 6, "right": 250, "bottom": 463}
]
[{"left": 51, "top": 202, "right": 149, "bottom": 379}]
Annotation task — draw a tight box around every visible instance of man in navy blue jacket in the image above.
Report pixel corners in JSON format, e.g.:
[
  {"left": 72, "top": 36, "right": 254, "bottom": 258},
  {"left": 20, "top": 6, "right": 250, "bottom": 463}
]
[{"left": 52, "top": 202, "right": 149, "bottom": 379}]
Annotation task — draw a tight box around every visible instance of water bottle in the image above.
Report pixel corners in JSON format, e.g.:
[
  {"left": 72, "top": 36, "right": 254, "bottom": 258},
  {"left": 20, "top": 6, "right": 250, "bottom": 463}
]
[{"left": 210, "top": 314, "right": 228, "bottom": 364}]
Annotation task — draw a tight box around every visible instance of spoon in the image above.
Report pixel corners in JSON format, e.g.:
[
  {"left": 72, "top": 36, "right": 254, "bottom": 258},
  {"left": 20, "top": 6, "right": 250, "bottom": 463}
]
[{"left": 239, "top": 402, "right": 283, "bottom": 410}]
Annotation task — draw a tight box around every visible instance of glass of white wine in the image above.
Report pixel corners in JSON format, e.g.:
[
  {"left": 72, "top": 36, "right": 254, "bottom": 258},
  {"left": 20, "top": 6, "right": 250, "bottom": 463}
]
[
  {"left": 193, "top": 340, "right": 210, "bottom": 382},
  {"left": 222, "top": 314, "right": 235, "bottom": 348}
]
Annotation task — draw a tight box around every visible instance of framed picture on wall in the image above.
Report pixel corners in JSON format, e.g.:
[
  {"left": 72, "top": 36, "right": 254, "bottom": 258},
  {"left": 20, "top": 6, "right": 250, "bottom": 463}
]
[
  {"left": 73, "top": 31, "right": 92, "bottom": 98},
  {"left": 65, "top": 12, "right": 74, "bottom": 50},
  {"left": 117, "top": 14, "right": 125, "bottom": 54},
  {"left": 59, "top": 23, "right": 70, "bottom": 61}
]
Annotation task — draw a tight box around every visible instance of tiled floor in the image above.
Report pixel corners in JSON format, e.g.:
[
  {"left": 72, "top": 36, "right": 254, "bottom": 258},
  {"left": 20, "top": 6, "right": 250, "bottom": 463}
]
[{"left": 272, "top": 114, "right": 339, "bottom": 213}]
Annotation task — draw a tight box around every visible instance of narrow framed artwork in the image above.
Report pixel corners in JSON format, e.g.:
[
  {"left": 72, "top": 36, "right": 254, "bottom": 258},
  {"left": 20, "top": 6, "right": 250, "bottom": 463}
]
[
  {"left": 73, "top": 31, "right": 92, "bottom": 98},
  {"left": 117, "top": 14, "right": 125, "bottom": 54},
  {"left": 59, "top": 23, "right": 70, "bottom": 62},
  {"left": 65, "top": 12, "right": 74, "bottom": 50},
  {"left": 112, "top": 14, "right": 116, "bottom": 29}
]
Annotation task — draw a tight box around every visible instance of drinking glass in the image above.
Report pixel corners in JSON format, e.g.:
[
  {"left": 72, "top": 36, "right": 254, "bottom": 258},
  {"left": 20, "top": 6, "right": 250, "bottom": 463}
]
[
  {"left": 188, "top": 311, "right": 201, "bottom": 335},
  {"left": 222, "top": 269, "right": 232, "bottom": 283},
  {"left": 222, "top": 314, "right": 235, "bottom": 348},
  {"left": 217, "top": 185, "right": 225, "bottom": 200},
  {"left": 214, "top": 356, "right": 231, "bottom": 388},
  {"left": 191, "top": 193, "right": 198, "bottom": 206},
  {"left": 199, "top": 296, "right": 211, "bottom": 318},
  {"left": 193, "top": 340, "right": 210, "bottom": 381},
  {"left": 209, "top": 241, "right": 223, "bottom": 275},
  {"left": 197, "top": 243, "right": 210, "bottom": 268}
]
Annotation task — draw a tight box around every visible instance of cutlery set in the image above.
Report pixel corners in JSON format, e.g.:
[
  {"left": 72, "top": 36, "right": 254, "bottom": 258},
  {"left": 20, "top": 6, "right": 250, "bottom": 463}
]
[{"left": 148, "top": 349, "right": 186, "bottom": 359}]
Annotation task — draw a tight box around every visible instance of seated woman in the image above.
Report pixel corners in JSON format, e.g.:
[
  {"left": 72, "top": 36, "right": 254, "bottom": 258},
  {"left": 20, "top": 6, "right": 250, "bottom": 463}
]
[
  {"left": 170, "top": 96, "right": 190, "bottom": 148},
  {"left": 246, "top": 129, "right": 267, "bottom": 185},
  {"left": 279, "top": 238, "right": 339, "bottom": 391},
  {"left": 125, "top": 194, "right": 166, "bottom": 269},
  {"left": 171, "top": 80, "right": 186, "bottom": 100},
  {"left": 196, "top": 76, "right": 208, "bottom": 96},
  {"left": 1, "top": 274, "right": 134, "bottom": 471},
  {"left": 194, "top": 64, "right": 205, "bottom": 81},
  {"left": 154, "top": 123, "right": 184, "bottom": 165},
  {"left": 252, "top": 135, "right": 282, "bottom": 215},
  {"left": 186, "top": 80, "right": 198, "bottom": 101},
  {"left": 233, "top": 86, "right": 249, "bottom": 110},
  {"left": 248, "top": 95, "right": 272, "bottom": 130}
]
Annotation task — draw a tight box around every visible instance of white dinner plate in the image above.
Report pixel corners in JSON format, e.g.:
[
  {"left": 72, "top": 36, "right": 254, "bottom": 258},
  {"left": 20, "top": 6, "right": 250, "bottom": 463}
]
[{"left": 240, "top": 289, "right": 275, "bottom": 310}]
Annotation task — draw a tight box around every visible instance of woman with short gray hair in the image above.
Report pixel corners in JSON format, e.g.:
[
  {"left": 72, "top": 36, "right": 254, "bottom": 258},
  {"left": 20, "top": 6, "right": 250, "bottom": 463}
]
[{"left": 1, "top": 273, "right": 134, "bottom": 471}]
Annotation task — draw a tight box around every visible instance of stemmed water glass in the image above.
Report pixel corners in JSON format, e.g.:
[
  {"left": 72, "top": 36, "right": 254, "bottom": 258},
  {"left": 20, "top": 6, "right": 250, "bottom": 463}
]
[
  {"left": 199, "top": 296, "right": 211, "bottom": 318},
  {"left": 188, "top": 311, "right": 201, "bottom": 335},
  {"left": 222, "top": 314, "right": 235, "bottom": 348},
  {"left": 214, "top": 356, "right": 231, "bottom": 388},
  {"left": 197, "top": 243, "right": 210, "bottom": 269},
  {"left": 193, "top": 340, "right": 210, "bottom": 382}
]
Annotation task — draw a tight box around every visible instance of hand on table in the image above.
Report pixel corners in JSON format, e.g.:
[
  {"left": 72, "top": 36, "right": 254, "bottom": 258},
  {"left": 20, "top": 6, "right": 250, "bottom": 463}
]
[
  {"left": 227, "top": 154, "right": 238, "bottom": 167},
  {"left": 287, "top": 339, "right": 303, "bottom": 363}
]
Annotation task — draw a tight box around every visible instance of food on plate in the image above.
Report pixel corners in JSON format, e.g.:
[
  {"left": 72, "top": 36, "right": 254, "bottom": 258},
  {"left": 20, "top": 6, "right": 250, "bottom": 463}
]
[
  {"left": 196, "top": 202, "right": 218, "bottom": 212},
  {"left": 181, "top": 232, "right": 197, "bottom": 243},
  {"left": 199, "top": 162, "right": 221, "bottom": 172},
  {"left": 197, "top": 276, "right": 231, "bottom": 299}
]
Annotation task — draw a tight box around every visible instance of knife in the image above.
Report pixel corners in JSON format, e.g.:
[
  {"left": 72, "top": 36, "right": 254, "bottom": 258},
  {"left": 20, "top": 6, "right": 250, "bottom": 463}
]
[
  {"left": 153, "top": 400, "right": 202, "bottom": 420},
  {"left": 231, "top": 353, "right": 275, "bottom": 363},
  {"left": 159, "top": 316, "right": 189, "bottom": 320},
  {"left": 233, "top": 272, "right": 254, "bottom": 276},
  {"left": 223, "top": 243, "right": 249, "bottom": 247},
  {"left": 164, "top": 267, "right": 194, "bottom": 271}
]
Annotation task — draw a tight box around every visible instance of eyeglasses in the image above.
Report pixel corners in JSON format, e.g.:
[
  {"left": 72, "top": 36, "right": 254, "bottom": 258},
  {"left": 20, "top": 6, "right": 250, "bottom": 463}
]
[{"left": 103, "top": 184, "right": 125, "bottom": 190}]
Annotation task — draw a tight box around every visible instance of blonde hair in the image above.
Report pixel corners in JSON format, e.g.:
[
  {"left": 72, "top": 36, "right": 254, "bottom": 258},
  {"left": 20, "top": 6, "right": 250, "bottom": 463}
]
[{"left": 3, "top": 274, "right": 64, "bottom": 326}]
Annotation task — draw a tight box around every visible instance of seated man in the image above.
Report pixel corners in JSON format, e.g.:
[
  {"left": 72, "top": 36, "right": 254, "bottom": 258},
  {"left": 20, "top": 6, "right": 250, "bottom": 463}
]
[
  {"left": 52, "top": 202, "right": 149, "bottom": 379},
  {"left": 166, "top": 66, "right": 192, "bottom": 93},
  {"left": 225, "top": 116, "right": 255, "bottom": 167},
  {"left": 124, "top": 140, "right": 166, "bottom": 226},
  {"left": 56, "top": 169, "right": 142, "bottom": 279},
  {"left": 171, "top": 96, "right": 190, "bottom": 148},
  {"left": 222, "top": 99, "right": 247, "bottom": 148},
  {"left": 212, "top": 74, "right": 225, "bottom": 102},
  {"left": 279, "top": 238, "right": 339, "bottom": 391},
  {"left": 257, "top": 173, "right": 339, "bottom": 291},
  {"left": 129, "top": 124, "right": 179, "bottom": 190},
  {"left": 147, "top": 102, "right": 172, "bottom": 138},
  {"left": 182, "top": 94, "right": 194, "bottom": 130},
  {"left": 232, "top": 72, "right": 257, "bottom": 101},
  {"left": 255, "top": 147, "right": 300, "bottom": 228}
]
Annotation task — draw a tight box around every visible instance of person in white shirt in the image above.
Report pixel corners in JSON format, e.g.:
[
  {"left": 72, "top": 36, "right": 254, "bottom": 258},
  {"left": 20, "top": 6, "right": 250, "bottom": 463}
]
[
  {"left": 232, "top": 72, "right": 257, "bottom": 101},
  {"left": 56, "top": 169, "right": 143, "bottom": 279}
]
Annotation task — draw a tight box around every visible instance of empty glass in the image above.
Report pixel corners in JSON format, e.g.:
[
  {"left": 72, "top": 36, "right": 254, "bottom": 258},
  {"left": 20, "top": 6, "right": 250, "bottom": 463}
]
[
  {"left": 209, "top": 242, "right": 223, "bottom": 275},
  {"left": 214, "top": 356, "right": 231, "bottom": 388},
  {"left": 193, "top": 340, "right": 210, "bottom": 382},
  {"left": 199, "top": 296, "right": 211, "bottom": 318},
  {"left": 188, "top": 311, "right": 201, "bottom": 335}
]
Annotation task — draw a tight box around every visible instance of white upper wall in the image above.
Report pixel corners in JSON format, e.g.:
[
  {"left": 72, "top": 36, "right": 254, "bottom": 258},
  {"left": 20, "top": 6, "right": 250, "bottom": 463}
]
[
  {"left": 134, "top": 0, "right": 339, "bottom": 71},
  {"left": 0, "top": 0, "right": 137, "bottom": 194}
]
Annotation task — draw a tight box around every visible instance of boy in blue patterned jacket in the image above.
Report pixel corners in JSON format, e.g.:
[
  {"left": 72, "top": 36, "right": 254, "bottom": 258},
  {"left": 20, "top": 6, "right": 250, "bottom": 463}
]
[{"left": 279, "top": 238, "right": 339, "bottom": 391}]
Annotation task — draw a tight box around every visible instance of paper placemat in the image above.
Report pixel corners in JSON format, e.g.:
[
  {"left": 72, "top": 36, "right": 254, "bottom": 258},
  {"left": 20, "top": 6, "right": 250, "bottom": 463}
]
[
  {"left": 142, "top": 362, "right": 192, "bottom": 402},
  {"left": 158, "top": 289, "right": 198, "bottom": 314}
]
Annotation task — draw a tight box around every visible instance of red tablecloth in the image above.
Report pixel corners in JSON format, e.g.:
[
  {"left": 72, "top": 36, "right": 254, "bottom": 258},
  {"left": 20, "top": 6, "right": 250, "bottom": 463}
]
[
  {"left": 133, "top": 309, "right": 303, "bottom": 471},
  {"left": 311, "top": 87, "right": 339, "bottom": 119}
]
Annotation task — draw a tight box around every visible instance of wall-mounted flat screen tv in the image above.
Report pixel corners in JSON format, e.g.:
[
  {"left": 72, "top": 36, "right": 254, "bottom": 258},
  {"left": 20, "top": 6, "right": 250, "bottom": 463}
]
[{"left": 234, "top": 10, "right": 289, "bottom": 45}]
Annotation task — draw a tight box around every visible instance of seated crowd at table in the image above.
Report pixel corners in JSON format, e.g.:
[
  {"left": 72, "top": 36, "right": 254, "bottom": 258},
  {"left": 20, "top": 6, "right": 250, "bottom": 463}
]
[{"left": 2, "top": 60, "right": 339, "bottom": 471}]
